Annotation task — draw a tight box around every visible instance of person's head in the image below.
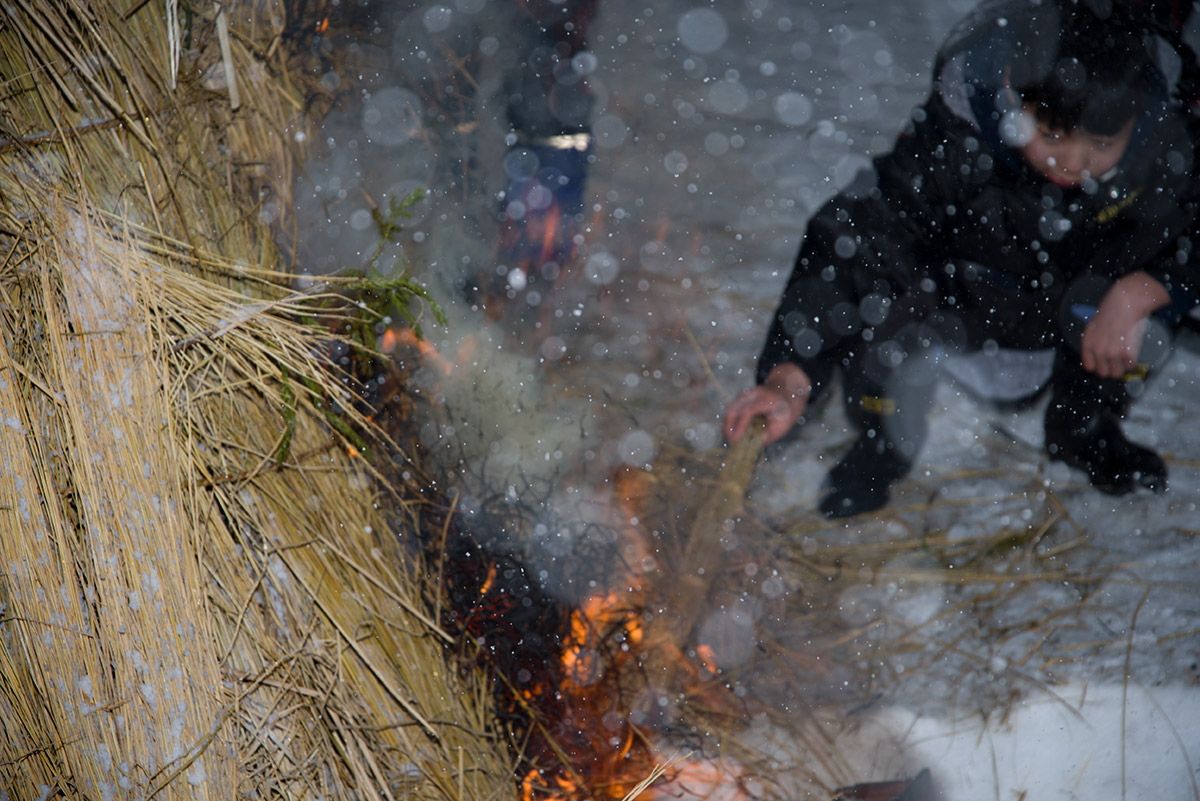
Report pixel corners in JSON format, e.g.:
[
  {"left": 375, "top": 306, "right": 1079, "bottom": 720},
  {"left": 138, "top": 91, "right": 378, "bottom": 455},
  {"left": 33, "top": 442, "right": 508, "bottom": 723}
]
[{"left": 1007, "top": 0, "right": 1157, "bottom": 186}]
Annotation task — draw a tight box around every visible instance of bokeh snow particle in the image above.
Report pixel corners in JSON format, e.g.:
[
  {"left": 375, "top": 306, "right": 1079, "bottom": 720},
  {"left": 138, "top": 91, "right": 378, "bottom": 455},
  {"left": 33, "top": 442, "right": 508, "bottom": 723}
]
[
  {"left": 809, "top": 120, "right": 848, "bottom": 164},
  {"left": 859, "top": 293, "right": 892, "bottom": 326},
  {"left": 1038, "top": 210, "right": 1072, "bottom": 242},
  {"left": 838, "top": 30, "right": 894, "bottom": 83},
  {"left": 752, "top": 161, "right": 776, "bottom": 183},
  {"left": 1000, "top": 108, "right": 1034, "bottom": 147},
  {"left": 839, "top": 85, "right": 880, "bottom": 122},
  {"left": 774, "top": 92, "right": 814, "bottom": 127},
  {"left": 834, "top": 235, "right": 857, "bottom": 259},
  {"left": 792, "top": 328, "right": 823, "bottom": 357},
  {"left": 572, "top": 50, "right": 599, "bottom": 76},
  {"left": 540, "top": 336, "right": 567, "bottom": 362},
  {"left": 422, "top": 6, "right": 453, "bottom": 33},
  {"left": 362, "top": 87, "right": 423, "bottom": 147},
  {"left": 705, "top": 131, "right": 730, "bottom": 156},
  {"left": 677, "top": 8, "right": 728, "bottom": 54},
  {"left": 832, "top": 153, "right": 872, "bottom": 186},
  {"left": 664, "top": 150, "right": 689, "bottom": 176},
  {"left": 503, "top": 148, "right": 540, "bottom": 180},
  {"left": 507, "top": 267, "right": 528, "bottom": 292},
  {"left": 593, "top": 114, "right": 629, "bottom": 148},
  {"left": 709, "top": 79, "right": 749, "bottom": 115},
  {"left": 696, "top": 606, "right": 758, "bottom": 670},
  {"left": 684, "top": 422, "right": 720, "bottom": 451},
  {"left": 640, "top": 240, "right": 674, "bottom": 272},
  {"left": 524, "top": 183, "right": 554, "bottom": 211},
  {"left": 584, "top": 251, "right": 620, "bottom": 285},
  {"left": 618, "top": 429, "right": 658, "bottom": 466}
]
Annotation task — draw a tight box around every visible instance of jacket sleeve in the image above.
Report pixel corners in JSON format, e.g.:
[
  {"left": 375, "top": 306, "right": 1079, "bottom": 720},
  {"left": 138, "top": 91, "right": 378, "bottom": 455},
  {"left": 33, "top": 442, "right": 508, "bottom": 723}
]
[
  {"left": 1110, "top": 114, "right": 1200, "bottom": 313},
  {"left": 756, "top": 95, "right": 967, "bottom": 387},
  {"left": 1140, "top": 176, "right": 1200, "bottom": 311},
  {"left": 1141, "top": 210, "right": 1200, "bottom": 319}
]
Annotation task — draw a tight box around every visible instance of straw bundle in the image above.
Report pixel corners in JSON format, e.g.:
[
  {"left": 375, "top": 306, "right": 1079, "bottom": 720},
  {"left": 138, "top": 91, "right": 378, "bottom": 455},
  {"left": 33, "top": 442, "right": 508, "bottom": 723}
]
[{"left": 0, "top": 3, "right": 515, "bottom": 800}]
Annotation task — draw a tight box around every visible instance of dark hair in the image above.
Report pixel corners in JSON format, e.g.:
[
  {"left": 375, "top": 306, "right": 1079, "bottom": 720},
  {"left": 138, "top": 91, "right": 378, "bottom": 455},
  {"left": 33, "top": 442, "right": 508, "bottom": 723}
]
[{"left": 1010, "top": 2, "right": 1157, "bottom": 134}]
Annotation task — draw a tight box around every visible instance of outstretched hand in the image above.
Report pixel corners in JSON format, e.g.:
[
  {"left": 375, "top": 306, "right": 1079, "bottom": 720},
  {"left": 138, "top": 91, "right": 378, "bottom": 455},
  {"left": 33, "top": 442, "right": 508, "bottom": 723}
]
[
  {"left": 1081, "top": 271, "right": 1169, "bottom": 378},
  {"left": 724, "top": 362, "right": 811, "bottom": 446}
]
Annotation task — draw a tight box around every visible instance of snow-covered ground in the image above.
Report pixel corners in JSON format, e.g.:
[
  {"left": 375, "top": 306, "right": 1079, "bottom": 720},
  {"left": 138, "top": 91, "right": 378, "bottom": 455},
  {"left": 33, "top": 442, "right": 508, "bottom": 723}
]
[{"left": 294, "top": 1, "right": 1200, "bottom": 797}]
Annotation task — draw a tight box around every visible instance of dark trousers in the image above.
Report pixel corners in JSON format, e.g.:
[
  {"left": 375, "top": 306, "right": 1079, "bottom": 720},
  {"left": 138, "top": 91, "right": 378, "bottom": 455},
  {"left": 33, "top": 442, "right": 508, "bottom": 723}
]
[{"left": 829, "top": 268, "right": 1186, "bottom": 460}]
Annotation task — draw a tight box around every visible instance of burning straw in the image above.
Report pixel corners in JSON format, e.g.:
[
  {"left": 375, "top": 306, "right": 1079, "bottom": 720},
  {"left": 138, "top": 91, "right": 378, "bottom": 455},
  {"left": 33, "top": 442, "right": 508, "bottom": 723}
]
[{"left": 0, "top": 3, "right": 516, "bottom": 800}]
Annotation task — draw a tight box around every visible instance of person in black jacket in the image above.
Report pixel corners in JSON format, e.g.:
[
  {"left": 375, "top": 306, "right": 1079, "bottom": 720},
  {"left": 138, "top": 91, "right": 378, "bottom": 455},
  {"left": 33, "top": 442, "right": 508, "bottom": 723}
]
[{"left": 724, "top": 0, "right": 1200, "bottom": 518}]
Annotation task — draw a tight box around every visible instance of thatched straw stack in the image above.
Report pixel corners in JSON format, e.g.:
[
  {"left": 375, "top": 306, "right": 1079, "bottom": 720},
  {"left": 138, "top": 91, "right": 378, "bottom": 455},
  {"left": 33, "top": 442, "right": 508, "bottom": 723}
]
[{"left": 0, "top": 3, "right": 515, "bottom": 799}]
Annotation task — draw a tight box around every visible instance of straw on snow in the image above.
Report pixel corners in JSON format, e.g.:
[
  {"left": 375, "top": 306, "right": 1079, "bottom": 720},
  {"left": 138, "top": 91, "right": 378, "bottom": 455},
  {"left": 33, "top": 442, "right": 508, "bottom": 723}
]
[{"left": 0, "top": 2, "right": 516, "bottom": 800}]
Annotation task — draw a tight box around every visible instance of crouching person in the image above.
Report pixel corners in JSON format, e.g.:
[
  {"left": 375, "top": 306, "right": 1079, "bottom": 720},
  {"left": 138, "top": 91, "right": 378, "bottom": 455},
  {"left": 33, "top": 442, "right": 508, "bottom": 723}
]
[{"left": 724, "top": 0, "right": 1200, "bottom": 518}]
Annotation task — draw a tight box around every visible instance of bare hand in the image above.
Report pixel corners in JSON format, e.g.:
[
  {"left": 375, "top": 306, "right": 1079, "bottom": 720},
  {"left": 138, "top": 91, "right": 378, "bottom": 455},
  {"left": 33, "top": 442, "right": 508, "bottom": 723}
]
[
  {"left": 723, "top": 363, "right": 811, "bottom": 446},
  {"left": 1080, "top": 272, "right": 1169, "bottom": 378}
]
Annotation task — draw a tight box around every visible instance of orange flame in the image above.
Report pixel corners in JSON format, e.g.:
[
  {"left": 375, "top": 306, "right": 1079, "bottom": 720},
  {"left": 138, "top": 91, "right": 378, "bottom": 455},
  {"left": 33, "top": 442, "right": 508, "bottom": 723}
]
[
  {"left": 653, "top": 218, "right": 670, "bottom": 248},
  {"left": 694, "top": 644, "right": 720, "bottom": 677},
  {"left": 381, "top": 327, "right": 455, "bottom": 376},
  {"left": 459, "top": 424, "right": 754, "bottom": 800},
  {"left": 522, "top": 768, "right": 587, "bottom": 801},
  {"left": 560, "top": 590, "right": 643, "bottom": 688},
  {"left": 478, "top": 563, "right": 497, "bottom": 598},
  {"left": 380, "top": 327, "right": 399, "bottom": 353},
  {"left": 538, "top": 204, "right": 563, "bottom": 267}
]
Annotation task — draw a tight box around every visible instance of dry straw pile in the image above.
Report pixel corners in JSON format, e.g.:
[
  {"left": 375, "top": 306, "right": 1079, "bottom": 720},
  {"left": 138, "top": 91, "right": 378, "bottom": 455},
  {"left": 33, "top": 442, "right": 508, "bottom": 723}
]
[{"left": 0, "top": 2, "right": 515, "bottom": 799}]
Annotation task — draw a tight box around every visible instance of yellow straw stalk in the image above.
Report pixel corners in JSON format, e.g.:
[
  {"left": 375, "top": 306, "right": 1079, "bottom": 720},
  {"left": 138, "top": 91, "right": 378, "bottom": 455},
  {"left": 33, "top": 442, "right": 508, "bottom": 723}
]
[
  {"left": 0, "top": 2, "right": 516, "bottom": 799},
  {"left": 0, "top": 200, "right": 234, "bottom": 798}
]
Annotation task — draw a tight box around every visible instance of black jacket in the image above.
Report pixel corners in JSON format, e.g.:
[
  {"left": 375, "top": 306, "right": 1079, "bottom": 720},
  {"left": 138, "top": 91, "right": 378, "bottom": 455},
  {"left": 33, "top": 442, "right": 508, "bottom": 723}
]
[{"left": 758, "top": 0, "right": 1200, "bottom": 389}]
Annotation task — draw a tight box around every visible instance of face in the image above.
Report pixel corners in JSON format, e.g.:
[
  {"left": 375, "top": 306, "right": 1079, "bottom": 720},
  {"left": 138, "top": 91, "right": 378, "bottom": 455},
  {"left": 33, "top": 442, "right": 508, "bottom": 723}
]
[{"left": 1016, "top": 104, "right": 1136, "bottom": 187}]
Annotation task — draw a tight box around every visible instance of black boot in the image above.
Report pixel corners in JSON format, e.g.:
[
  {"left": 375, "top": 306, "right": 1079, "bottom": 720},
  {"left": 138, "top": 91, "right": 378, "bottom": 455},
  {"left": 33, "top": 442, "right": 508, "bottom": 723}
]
[
  {"left": 820, "top": 428, "right": 913, "bottom": 518},
  {"left": 1044, "top": 362, "right": 1166, "bottom": 495}
]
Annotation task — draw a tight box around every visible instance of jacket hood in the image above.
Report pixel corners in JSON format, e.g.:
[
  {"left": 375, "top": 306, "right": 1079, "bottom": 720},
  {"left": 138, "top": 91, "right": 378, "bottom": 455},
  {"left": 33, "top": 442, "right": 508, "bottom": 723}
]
[{"left": 931, "top": 0, "right": 1196, "bottom": 174}]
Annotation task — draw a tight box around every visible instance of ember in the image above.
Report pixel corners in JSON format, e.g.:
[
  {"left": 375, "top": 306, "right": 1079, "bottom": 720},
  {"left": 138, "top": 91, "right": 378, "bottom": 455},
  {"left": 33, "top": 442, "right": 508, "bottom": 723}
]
[
  {"left": 381, "top": 326, "right": 453, "bottom": 375},
  {"left": 433, "top": 521, "right": 656, "bottom": 801},
  {"left": 420, "top": 457, "right": 790, "bottom": 799}
]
